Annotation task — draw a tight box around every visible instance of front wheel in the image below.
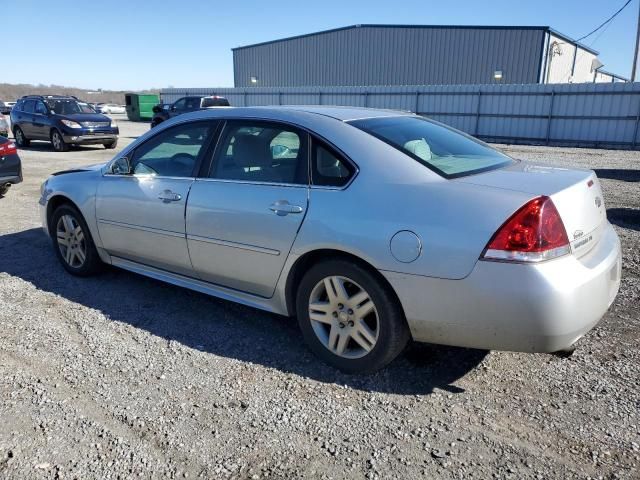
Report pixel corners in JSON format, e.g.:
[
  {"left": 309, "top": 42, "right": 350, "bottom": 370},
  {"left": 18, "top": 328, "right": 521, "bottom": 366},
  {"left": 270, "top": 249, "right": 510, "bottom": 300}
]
[
  {"left": 51, "top": 129, "right": 69, "bottom": 152},
  {"left": 0, "top": 184, "right": 9, "bottom": 196},
  {"left": 296, "top": 260, "right": 410, "bottom": 373},
  {"left": 50, "top": 204, "right": 102, "bottom": 276},
  {"left": 104, "top": 139, "right": 118, "bottom": 149}
]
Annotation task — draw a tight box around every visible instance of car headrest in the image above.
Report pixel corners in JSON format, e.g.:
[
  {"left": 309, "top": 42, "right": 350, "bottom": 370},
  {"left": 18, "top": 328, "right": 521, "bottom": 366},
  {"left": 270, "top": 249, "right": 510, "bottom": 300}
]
[
  {"left": 404, "top": 138, "right": 432, "bottom": 161},
  {"left": 233, "top": 134, "right": 272, "bottom": 168}
]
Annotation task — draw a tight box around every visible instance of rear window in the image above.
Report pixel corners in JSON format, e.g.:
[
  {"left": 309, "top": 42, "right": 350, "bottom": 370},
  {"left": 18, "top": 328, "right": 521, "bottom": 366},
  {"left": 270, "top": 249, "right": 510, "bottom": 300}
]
[
  {"left": 201, "top": 97, "right": 230, "bottom": 108},
  {"left": 349, "top": 116, "right": 513, "bottom": 178}
]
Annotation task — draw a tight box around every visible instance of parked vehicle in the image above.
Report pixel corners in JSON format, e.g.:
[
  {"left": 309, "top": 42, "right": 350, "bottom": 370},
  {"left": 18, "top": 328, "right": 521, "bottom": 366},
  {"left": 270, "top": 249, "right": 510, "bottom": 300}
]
[
  {"left": 0, "top": 113, "right": 8, "bottom": 137},
  {"left": 11, "top": 95, "right": 119, "bottom": 152},
  {"left": 99, "top": 104, "right": 126, "bottom": 114},
  {"left": 0, "top": 101, "right": 15, "bottom": 115},
  {"left": 150, "top": 96, "right": 229, "bottom": 127},
  {"left": 0, "top": 137, "right": 22, "bottom": 196},
  {"left": 38, "top": 106, "right": 622, "bottom": 373}
]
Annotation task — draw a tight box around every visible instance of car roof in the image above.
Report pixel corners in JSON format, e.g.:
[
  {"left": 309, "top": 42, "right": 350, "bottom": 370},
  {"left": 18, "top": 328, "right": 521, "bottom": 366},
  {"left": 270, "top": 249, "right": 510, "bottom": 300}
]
[
  {"left": 186, "top": 105, "right": 413, "bottom": 122},
  {"left": 260, "top": 105, "right": 413, "bottom": 121}
]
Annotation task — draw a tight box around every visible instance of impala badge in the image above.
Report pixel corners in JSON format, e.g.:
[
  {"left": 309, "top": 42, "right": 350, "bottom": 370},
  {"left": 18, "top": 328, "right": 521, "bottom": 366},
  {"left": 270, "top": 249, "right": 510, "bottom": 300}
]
[
  {"left": 595, "top": 197, "right": 602, "bottom": 208},
  {"left": 573, "top": 230, "right": 584, "bottom": 240}
]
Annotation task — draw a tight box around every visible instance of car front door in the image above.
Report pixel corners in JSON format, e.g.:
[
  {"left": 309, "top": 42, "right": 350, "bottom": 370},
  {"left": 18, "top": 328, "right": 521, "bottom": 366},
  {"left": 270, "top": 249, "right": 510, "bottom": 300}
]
[
  {"left": 96, "top": 120, "right": 218, "bottom": 276},
  {"left": 169, "top": 97, "right": 187, "bottom": 119},
  {"left": 186, "top": 120, "right": 309, "bottom": 297}
]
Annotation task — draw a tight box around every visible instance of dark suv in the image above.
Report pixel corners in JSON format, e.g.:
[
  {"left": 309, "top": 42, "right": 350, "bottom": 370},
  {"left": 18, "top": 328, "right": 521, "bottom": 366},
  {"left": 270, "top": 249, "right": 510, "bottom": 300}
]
[
  {"left": 151, "top": 95, "right": 229, "bottom": 128},
  {"left": 11, "top": 95, "right": 119, "bottom": 152}
]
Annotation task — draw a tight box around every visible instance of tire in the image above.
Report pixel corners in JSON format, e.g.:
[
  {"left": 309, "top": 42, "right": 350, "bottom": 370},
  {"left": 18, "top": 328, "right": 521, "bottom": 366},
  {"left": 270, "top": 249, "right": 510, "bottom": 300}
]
[
  {"left": 50, "top": 204, "right": 102, "bottom": 276},
  {"left": 51, "top": 129, "right": 69, "bottom": 152},
  {"left": 151, "top": 118, "right": 162, "bottom": 128},
  {"left": 296, "top": 259, "right": 410, "bottom": 373},
  {"left": 0, "top": 184, "right": 9, "bottom": 196},
  {"left": 14, "top": 127, "right": 30, "bottom": 147},
  {"left": 104, "top": 139, "right": 118, "bottom": 149}
]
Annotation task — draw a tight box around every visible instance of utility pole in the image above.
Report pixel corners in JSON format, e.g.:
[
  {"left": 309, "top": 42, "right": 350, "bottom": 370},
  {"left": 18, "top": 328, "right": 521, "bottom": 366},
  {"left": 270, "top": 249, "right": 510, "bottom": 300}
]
[{"left": 632, "top": 0, "right": 640, "bottom": 81}]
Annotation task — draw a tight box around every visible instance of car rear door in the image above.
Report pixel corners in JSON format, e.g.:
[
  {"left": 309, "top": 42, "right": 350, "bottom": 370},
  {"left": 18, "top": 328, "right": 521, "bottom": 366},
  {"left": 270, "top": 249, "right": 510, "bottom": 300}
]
[
  {"left": 32, "top": 100, "right": 50, "bottom": 140},
  {"left": 186, "top": 120, "right": 309, "bottom": 297},
  {"left": 16, "top": 99, "right": 36, "bottom": 137},
  {"left": 96, "top": 120, "right": 218, "bottom": 276}
]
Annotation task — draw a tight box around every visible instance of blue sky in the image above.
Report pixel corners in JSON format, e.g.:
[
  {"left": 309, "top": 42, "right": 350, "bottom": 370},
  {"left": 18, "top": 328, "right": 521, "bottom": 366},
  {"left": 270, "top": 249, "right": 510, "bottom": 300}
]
[{"left": 5, "top": 0, "right": 639, "bottom": 90}]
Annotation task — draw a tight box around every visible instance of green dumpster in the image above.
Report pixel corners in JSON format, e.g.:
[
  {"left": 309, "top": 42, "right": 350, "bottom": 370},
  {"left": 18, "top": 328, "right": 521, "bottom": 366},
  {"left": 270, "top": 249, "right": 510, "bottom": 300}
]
[{"left": 125, "top": 93, "right": 159, "bottom": 121}]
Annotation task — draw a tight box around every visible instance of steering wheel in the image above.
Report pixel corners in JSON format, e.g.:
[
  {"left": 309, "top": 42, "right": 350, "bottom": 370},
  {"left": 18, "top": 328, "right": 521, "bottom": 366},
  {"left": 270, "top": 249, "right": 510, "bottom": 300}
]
[{"left": 169, "top": 153, "right": 196, "bottom": 175}]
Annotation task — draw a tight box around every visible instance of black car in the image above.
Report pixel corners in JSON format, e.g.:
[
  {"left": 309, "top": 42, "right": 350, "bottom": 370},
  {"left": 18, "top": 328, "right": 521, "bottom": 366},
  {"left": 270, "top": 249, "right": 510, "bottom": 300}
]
[
  {"left": 0, "top": 100, "right": 14, "bottom": 115},
  {"left": 151, "top": 95, "right": 229, "bottom": 128},
  {"left": 0, "top": 137, "right": 22, "bottom": 196},
  {"left": 10, "top": 95, "right": 119, "bottom": 152}
]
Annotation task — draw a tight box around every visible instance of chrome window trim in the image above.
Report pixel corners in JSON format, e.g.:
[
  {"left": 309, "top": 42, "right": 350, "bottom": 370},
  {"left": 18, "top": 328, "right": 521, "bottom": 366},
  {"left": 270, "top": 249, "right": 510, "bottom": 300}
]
[
  {"left": 104, "top": 114, "right": 360, "bottom": 190},
  {"left": 102, "top": 173, "right": 197, "bottom": 181},
  {"left": 193, "top": 177, "right": 307, "bottom": 189}
]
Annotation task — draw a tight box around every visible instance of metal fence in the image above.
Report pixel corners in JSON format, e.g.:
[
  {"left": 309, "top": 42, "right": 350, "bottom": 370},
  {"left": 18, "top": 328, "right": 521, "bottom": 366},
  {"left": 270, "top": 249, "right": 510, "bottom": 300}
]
[{"left": 161, "top": 83, "right": 640, "bottom": 149}]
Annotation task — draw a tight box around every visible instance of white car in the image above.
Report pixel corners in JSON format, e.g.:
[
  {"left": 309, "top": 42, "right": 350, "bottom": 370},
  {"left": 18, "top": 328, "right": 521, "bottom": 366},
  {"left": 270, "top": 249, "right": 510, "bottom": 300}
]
[{"left": 100, "top": 104, "right": 126, "bottom": 114}]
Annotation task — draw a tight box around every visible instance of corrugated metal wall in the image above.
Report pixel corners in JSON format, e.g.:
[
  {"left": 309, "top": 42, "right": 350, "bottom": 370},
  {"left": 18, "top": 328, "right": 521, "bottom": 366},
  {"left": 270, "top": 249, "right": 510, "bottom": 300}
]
[
  {"left": 160, "top": 82, "right": 640, "bottom": 148},
  {"left": 232, "top": 26, "right": 545, "bottom": 87}
]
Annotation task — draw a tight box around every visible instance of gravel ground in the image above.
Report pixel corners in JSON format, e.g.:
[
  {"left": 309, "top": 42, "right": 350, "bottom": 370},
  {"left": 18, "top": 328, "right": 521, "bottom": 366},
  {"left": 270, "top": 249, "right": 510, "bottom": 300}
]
[{"left": 0, "top": 120, "right": 638, "bottom": 479}]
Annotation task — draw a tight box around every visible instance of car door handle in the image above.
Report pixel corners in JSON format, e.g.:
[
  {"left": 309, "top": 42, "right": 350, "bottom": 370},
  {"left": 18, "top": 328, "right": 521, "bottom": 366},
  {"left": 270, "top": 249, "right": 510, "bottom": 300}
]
[
  {"left": 269, "top": 201, "right": 304, "bottom": 216},
  {"left": 158, "top": 190, "right": 182, "bottom": 202}
]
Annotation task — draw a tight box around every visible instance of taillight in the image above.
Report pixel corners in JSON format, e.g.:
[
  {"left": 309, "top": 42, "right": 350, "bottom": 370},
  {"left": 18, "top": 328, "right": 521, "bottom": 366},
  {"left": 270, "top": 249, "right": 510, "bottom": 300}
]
[
  {"left": 0, "top": 141, "right": 17, "bottom": 156},
  {"left": 482, "top": 196, "right": 570, "bottom": 263}
]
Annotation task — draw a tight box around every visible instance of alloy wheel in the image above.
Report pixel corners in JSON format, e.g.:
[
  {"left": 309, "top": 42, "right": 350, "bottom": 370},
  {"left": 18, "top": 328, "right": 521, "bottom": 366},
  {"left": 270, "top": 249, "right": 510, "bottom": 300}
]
[
  {"left": 52, "top": 132, "right": 62, "bottom": 150},
  {"left": 308, "top": 276, "right": 379, "bottom": 359},
  {"left": 15, "top": 129, "right": 24, "bottom": 145},
  {"left": 56, "top": 214, "right": 87, "bottom": 268}
]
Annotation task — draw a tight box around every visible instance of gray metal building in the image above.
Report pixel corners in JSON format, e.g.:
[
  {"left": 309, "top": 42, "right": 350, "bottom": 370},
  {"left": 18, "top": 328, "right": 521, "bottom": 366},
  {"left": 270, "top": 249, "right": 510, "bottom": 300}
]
[{"left": 232, "top": 24, "right": 626, "bottom": 87}]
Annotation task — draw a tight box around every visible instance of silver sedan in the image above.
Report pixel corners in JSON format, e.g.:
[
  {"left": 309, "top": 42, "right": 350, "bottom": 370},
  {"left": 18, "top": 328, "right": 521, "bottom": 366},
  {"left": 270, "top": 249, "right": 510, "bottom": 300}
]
[{"left": 39, "top": 107, "right": 622, "bottom": 373}]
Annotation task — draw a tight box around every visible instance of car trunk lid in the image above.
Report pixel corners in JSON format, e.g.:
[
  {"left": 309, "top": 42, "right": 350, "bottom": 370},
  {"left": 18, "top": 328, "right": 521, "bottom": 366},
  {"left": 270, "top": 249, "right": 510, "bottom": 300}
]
[{"left": 455, "top": 161, "right": 606, "bottom": 257}]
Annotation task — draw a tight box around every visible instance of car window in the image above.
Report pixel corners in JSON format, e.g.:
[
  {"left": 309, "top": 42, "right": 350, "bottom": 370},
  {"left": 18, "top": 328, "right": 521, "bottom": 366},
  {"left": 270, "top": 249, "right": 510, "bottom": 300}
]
[
  {"left": 210, "top": 121, "right": 308, "bottom": 185},
  {"left": 23, "top": 100, "right": 36, "bottom": 114},
  {"left": 185, "top": 97, "right": 201, "bottom": 109},
  {"left": 35, "top": 101, "right": 47, "bottom": 115},
  {"left": 201, "top": 97, "right": 230, "bottom": 108},
  {"left": 312, "top": 141, "right": 354, "bottom": 187},
  {"left": 131, "top": 122, "right": 215, "bottom": 177},
  {"left": 349, "top": 116, "right": 513, "bottom": 179},
  {"left": 173, "top": 98, "right": 187, "bottom": 110},
  {"left": 45, "top": 99, "right": 86, "bottom": 115}
]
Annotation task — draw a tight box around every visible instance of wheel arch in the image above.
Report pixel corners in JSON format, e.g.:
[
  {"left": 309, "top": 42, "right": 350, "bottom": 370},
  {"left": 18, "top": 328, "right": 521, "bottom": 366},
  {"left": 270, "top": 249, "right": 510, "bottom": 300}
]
[
  {"left": 46, "top": 194, "right": 81, "bottom": 232},
  {"left": 283, "top": 248, "right": 407, "bottom": 322}
]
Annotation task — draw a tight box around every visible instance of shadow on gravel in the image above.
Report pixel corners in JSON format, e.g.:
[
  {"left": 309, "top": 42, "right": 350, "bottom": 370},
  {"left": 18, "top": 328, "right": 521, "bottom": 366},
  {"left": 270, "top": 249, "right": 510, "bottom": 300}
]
[
  {"left": 0, "top": 228, "right": 487, "bottom": 395},
  {"left": 593, "top": 168, "right": 640, "bottom": 182},
  {"left": 608, "top": 208, "right": 640, "bottom": 232}
]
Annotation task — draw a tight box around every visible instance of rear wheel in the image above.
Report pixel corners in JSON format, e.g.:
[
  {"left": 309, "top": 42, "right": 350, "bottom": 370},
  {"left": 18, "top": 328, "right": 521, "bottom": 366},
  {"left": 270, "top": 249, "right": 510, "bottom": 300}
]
[
  {"left": 50, "top": 204, "right": 102, "bottom": 276},
  {"left": 51, "top": 129, "right": 69, "bottom": 152},
  {"left": 14, "top": 127, "right": 30, "bottom": 147},
  {"left": 104, "top": 139, "right": 118, "bottom": 149},
  {"left": 296, "top": 259, "right": 410, "bottom": 373}
]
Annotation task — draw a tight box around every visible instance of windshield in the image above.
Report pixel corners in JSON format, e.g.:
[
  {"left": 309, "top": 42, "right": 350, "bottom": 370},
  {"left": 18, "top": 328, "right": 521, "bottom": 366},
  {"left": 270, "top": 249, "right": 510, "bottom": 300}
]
[
  {"left": 45, "top": 99, "right": 95, "bottom": 115},
  {"left": 349, "top": 116, "right": 513, "bottom": 178}
]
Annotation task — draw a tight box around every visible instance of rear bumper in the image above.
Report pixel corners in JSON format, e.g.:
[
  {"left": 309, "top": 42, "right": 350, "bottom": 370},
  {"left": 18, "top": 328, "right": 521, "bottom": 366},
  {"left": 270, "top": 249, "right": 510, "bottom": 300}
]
[
  {"left": 62, "top": 133, "right": 118, "bottom": 145},
  {"left": 0, "top": 175, "right": 22, "bottom": 185},
  {"left": 383, "top": 222, "right": 622, "bottom": 352}
]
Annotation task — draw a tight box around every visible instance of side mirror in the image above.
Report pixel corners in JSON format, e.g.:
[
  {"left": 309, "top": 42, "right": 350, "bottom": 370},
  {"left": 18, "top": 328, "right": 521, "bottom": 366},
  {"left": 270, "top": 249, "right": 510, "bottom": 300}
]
[{"left": 111, "top": 156, "right": 131, "bottom": 175}]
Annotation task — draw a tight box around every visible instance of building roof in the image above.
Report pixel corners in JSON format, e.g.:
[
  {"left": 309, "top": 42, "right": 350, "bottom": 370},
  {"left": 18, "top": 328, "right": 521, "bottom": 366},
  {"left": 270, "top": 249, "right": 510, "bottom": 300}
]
[{"left": 233, "top": 24, "right": 600, "bottom": 56}]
